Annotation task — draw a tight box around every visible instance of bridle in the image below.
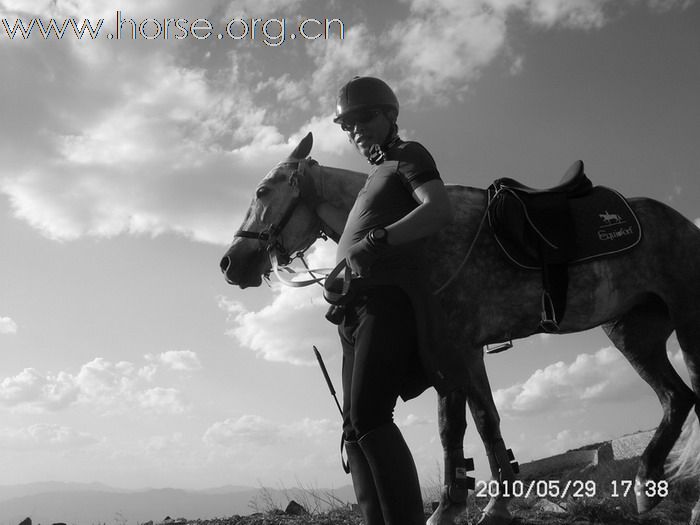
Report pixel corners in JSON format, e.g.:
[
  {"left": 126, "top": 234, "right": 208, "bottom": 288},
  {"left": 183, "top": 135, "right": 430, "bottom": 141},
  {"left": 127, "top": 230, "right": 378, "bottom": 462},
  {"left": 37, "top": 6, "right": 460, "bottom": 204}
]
[
  {"left": 234, "top": 158, "right": 325, "bottom": 272},
  {"left": 234, "top": 158, "right": 497, "bottom": 294}
]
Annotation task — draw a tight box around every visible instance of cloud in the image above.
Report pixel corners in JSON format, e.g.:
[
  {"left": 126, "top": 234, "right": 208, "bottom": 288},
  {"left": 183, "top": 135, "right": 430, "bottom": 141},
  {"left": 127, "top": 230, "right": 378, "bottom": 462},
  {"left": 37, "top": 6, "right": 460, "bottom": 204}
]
[
  {"left": 493, "top": 346, "right": 655, "bottom": 416},
  {"left": 399, "top": 413, "right": 432, "bottom": 428},
  {"left": 0, "top": 0, "right": 224, "bottom": 22},
  {"left": 0, "top": 317, "right": 18, "bottom": 334},
  {"left": 0, "top": 352, "right": 202, "bottom": 414},
  {"left": 0, "top": 51, "right": 259, "bottom": 244},
  {"left": 381, "top": 0, "right": 618, "bottom": 102},
  {"left": 136, "top": 387, "right": 187, "bottom": 414},
  {"left": 0, "top": 368, "right": 79, "bottom": 412},
  {"left": 521, "top": 0, "right": 608, "bottom": 29},
  {"left": 0, "top": 423, "right": 100, "bottom": 450},
  {"left": 203, "top": 414, "right": 335, "bottom": 449},
  {"left": 1, "top": 0, "right": 694, "bottom": 244},
  {"left": 0, "top": 2, "right": 308, "bottom": 245},
  {"left": 387, "top": 1, "right": 509, "bottom": 102},
  {"left": 201, "top": 414, "right": 342, "bottom": 484},
  {"left": 694, "top": 218, "right": 700, "bottom": 228},
  {"left": 75, "top": 357, "right": 190, "bottom": 414},
  {"left": 543, "top": 428, "right": 606, "bottom": 456},
  {"left": 308, "top": 23, "right": 376, "bottom": 98},
  {"left": 219, "top": 242, "right": 339, "bottom": 365},
  {"left": 223, "top": 0, "right": 305, "bottom": 19},
  {"left": 204, "top": 415, "right": 283, "bottom": 447},
  {"left": 149, "top": 350, "right": 203, "bottom": 371},
  {"left": 645, "top": 0, "right": 697, "bottom": 13}
]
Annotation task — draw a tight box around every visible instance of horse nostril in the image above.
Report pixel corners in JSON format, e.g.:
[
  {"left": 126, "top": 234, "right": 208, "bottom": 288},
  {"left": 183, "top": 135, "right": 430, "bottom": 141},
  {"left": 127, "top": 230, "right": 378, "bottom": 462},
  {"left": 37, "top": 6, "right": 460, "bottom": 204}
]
[{"left": 220, "top": 256, "right": 231, "bottom": 274}]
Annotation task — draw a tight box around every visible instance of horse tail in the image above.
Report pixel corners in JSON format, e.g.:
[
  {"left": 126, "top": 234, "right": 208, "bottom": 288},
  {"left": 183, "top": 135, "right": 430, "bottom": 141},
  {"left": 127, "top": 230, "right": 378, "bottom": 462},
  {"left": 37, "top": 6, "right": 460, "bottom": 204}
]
[{"left": 665, "top": 410, "right": 700, "bottom": 482}]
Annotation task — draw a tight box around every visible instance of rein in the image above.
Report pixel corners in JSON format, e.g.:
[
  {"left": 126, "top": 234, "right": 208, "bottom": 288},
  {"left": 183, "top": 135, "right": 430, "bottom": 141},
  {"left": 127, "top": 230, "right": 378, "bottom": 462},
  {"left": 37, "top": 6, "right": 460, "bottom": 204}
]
[
  {"left": 239, "top": 159, "right": 498, "bottom": 296},
  {"left": 432, "top": 194, "right": 496, "bottom": 295},
  {"left": 270, "top": 196, "right": 495, "bottom": 296},
  {"left": 270, "top": 251, "right": 335, "bottom": 287}
]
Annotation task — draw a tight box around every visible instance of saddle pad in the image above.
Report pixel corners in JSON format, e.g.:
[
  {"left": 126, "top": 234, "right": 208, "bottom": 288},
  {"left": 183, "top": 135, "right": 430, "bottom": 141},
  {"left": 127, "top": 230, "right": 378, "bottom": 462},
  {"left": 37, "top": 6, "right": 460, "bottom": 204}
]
[{"left": 490, "top": 186, "right": 642, "bottom": 270}]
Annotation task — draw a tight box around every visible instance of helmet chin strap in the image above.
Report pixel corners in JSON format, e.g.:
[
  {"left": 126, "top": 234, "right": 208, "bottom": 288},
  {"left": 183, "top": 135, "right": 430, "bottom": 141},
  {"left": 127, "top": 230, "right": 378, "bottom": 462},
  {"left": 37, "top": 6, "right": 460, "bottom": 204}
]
[{"left": 368, "top": 124, "right": 400, "bottom": 165}]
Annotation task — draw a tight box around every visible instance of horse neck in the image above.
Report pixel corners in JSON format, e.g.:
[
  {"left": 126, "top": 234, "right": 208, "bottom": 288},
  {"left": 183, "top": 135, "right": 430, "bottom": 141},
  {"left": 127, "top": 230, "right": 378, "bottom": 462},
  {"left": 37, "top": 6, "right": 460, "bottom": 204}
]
[{"left": 312, "top": 163, "right": 367, "bottom": 213}]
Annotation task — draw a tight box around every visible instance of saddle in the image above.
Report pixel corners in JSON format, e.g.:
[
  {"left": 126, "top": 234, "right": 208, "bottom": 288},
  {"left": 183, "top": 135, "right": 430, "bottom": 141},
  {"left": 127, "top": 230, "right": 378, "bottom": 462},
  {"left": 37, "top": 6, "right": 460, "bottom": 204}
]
[{"left": 488, "top": 161, "right": 642, "bottom": 332}]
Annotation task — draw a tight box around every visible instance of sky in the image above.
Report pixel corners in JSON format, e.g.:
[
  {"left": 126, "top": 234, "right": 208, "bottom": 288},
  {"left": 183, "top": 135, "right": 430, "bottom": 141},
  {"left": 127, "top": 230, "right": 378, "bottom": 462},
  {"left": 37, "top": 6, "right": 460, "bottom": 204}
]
[{"left": 1, "top": 0, "right": 700, "bottom": 495}]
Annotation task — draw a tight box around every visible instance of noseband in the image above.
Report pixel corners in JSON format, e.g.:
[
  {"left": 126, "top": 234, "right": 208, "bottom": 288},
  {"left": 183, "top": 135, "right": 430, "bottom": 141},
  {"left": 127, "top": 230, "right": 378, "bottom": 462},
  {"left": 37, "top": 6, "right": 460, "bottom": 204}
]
[{"left": 234, "top": 158, "right": 318, "bottom": 266}]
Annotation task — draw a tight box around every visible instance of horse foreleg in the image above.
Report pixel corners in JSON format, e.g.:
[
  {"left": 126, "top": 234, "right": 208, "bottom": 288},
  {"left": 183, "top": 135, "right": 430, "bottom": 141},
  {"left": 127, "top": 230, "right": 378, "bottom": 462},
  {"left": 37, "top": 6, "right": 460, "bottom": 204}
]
[
  {"left": 464, "top": 354, "right": 516, "bottom": 525},
  {"left": 428, "top": 388, "right": 469, "bottom": 525}
]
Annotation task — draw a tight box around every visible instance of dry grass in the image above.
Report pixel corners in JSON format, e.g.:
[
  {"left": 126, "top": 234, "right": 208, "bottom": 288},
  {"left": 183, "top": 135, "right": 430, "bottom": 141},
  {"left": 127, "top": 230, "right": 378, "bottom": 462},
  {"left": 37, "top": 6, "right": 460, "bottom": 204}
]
[{"left": 170, "top": 460, "right": 699, "bottom": 525}]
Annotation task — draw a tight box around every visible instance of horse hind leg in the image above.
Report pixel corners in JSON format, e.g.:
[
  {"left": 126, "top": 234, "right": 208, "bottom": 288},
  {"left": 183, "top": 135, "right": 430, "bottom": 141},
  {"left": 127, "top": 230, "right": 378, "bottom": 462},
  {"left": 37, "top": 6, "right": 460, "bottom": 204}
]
[
  {"left": 675, "top": 313, "right": 700, "bottom": 423},
  {"left": 603, "top": 296, "right": 695, "bottom": 513},
  {"left": 670, "top": 314, "right": 700, "bottom": 525}
]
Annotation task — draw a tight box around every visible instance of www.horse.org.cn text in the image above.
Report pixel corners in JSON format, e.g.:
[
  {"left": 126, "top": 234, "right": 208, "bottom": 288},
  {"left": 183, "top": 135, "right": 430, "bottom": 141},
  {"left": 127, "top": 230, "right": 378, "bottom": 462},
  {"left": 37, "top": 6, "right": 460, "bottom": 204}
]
[{"left": 1, "top": 11, "right": 346, "bottom": 46}]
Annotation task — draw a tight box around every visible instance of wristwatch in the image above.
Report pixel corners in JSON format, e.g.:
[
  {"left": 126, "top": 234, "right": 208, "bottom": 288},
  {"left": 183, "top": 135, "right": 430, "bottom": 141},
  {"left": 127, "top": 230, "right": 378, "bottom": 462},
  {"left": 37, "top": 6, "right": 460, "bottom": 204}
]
[{"left": 369, "top": 227, "right": 389, "bottom": 245}]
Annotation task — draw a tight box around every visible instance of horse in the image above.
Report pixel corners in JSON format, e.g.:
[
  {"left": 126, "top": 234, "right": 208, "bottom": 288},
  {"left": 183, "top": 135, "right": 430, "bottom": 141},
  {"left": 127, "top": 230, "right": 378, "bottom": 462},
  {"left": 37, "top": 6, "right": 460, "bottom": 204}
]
[{"left": 219, "top": 132, "right": 700, "bottom": 525}]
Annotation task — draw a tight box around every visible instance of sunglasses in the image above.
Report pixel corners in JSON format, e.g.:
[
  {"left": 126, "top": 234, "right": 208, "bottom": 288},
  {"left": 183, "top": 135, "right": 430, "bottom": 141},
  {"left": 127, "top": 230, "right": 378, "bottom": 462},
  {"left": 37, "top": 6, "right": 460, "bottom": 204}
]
[{"left": 338, "top": 109, "right": 383, "bottom": 132}]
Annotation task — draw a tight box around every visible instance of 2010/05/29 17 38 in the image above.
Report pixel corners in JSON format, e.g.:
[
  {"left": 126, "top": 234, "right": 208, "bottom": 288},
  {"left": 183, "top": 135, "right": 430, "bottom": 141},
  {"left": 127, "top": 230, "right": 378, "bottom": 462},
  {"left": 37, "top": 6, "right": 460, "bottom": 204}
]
[{"left": 475, "top": 479, "right": 669, "bottom": 499}]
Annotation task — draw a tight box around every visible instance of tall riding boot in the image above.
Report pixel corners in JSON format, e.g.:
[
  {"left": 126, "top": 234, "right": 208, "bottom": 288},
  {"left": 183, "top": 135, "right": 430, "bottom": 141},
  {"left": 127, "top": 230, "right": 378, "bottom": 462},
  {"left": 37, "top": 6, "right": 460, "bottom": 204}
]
[
  {"left": 345, "top": 439, "right": 385, "bottom": 525},
  {"left": 359, "top": 423, "right": 425, "bottom": 525}
]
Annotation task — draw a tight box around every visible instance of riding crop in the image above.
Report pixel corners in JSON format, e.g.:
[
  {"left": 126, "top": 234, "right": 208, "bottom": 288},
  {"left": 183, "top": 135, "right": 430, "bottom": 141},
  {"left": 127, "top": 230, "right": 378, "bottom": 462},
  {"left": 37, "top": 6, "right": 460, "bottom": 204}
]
[
  {"left": 313, "top": 345, "right": 343, "bottom": 417},
  {"left": 313, "top": 345, "right": 349, "bottom": 473}
]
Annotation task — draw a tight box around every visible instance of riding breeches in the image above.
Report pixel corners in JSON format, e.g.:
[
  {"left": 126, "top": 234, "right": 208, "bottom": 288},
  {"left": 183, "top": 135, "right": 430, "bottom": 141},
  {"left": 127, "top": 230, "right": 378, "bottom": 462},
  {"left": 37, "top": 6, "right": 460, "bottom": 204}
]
[{"left": 339, "top": 285, "right": 423, "bottom": 441}]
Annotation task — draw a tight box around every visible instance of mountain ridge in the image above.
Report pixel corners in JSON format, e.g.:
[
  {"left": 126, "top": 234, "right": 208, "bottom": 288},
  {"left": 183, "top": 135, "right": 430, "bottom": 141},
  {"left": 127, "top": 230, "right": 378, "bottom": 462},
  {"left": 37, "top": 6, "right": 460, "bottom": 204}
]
[{"left": 0, "top": 483, "right": 357, "bottom": 525}]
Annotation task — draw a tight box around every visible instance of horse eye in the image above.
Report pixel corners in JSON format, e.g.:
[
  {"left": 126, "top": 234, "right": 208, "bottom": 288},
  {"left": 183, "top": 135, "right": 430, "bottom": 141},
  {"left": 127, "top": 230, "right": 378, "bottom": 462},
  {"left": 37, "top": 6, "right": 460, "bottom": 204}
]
[{"left": 256, "top": 187, "right": 269, "bottom": 199}]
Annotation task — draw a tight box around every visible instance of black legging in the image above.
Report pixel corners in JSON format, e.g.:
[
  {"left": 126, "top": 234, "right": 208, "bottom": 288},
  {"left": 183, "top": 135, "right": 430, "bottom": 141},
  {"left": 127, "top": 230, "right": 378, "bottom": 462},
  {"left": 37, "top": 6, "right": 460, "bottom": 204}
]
[{"left": 339, "top": 285, "right": 421, "bottom": 441}]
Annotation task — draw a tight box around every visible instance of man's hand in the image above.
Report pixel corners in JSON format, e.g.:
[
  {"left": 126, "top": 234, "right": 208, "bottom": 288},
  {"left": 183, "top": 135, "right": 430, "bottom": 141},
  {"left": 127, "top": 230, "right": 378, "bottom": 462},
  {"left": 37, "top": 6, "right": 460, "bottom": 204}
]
[{"left": 345, "top": 232, "right": 387, "bottom": 276}]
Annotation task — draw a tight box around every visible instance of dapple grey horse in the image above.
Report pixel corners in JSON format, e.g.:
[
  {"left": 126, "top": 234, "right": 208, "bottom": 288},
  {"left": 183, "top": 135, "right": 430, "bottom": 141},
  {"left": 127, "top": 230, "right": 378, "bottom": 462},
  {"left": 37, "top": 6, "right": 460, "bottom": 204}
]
[{"left": 220, "top": 132, "right": 700, "bottom": 525}]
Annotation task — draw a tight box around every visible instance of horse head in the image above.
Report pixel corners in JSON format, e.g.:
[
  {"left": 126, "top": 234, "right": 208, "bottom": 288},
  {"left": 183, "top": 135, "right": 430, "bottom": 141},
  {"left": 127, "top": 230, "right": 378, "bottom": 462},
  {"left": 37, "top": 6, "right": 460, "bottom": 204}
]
[{"left": 219, "top": 132, "right": 323, "bottom": 288}]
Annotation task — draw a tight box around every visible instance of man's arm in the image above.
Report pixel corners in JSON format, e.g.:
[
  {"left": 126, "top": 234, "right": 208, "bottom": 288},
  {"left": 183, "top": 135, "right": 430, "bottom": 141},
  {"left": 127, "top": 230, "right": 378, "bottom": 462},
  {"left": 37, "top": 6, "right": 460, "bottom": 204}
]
[{"left": 384, "top": 179, "right": 453, "bottom": 245}]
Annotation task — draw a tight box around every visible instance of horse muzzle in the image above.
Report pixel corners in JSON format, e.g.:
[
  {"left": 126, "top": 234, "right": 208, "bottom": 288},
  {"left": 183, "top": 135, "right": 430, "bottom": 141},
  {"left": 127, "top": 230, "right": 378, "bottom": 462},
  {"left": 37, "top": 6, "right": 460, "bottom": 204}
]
[{"left": 219, "top": 251, "right": 267, "bottom": 288}]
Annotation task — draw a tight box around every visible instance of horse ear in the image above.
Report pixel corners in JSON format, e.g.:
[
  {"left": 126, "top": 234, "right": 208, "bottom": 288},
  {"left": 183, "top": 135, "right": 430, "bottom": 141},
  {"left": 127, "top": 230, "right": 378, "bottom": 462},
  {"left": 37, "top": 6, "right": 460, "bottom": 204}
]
[{"left": 288, "top": 132, "right": 313, "bottom": 160}]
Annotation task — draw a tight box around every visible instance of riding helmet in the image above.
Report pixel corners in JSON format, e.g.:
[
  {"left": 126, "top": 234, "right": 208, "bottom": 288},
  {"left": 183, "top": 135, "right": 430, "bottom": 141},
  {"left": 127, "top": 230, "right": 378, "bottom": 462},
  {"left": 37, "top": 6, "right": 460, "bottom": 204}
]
[{"left": 334, "top": 76, "right": 399, "bottom": 123}]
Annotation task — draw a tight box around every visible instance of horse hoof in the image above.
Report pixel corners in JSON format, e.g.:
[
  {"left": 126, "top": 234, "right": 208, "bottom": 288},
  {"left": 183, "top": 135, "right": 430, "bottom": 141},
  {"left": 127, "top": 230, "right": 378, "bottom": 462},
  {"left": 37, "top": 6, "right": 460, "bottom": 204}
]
[
  {"left": 690, "top": 508, "right": 700, "bottom": 525},
  {"left": 476, "top": 498, "right": 513, "bottom": 525},
  {"left": 635, "top": 480, "right": 663, "bottom": 514},
  {"left": 427, "top": 486, "right": 467, "bottom": 525},
  {"left": 427, "top": 502, "right": 467, "bottom": 525},
  {"left": 476, "top": 511, "right": 513, "bottom": 525}
]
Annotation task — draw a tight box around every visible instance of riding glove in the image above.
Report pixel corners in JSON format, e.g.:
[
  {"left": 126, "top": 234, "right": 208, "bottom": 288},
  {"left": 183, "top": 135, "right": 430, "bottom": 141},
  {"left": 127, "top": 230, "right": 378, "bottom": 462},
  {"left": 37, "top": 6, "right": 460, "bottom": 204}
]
[{"left": 345, "top": 232, "right": 387, "bottom": 277}]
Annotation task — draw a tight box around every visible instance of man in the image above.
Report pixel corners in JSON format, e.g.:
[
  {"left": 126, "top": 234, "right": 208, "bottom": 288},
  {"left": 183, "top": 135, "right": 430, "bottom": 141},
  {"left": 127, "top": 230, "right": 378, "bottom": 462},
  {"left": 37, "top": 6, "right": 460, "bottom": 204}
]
[{"left": 303, "top": 76, "right": 457, "bottom": 525}]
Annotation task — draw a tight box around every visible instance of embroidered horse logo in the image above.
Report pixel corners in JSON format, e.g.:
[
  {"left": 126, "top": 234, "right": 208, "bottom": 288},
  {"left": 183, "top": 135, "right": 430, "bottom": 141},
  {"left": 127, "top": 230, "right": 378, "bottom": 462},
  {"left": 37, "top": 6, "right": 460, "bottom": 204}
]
[{"left": 599, "top": 210, "right": 624, "bottom": 226}]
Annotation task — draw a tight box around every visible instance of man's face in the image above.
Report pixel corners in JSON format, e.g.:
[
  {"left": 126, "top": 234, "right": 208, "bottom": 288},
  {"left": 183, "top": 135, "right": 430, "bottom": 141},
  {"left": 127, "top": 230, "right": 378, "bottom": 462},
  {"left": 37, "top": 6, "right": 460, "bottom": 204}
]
[{"left": 339, "top": 109, "right": 393, "bottom": 158}]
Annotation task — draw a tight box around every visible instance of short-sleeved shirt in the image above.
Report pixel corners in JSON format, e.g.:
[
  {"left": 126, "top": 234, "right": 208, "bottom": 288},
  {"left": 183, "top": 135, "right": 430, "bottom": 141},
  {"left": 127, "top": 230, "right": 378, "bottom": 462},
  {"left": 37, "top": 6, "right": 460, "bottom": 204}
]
[{"left": 337, "top": 139, "right": 441, "bottom": 275}]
